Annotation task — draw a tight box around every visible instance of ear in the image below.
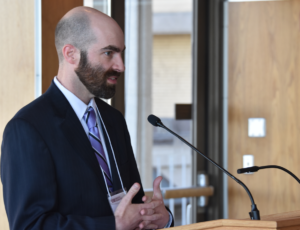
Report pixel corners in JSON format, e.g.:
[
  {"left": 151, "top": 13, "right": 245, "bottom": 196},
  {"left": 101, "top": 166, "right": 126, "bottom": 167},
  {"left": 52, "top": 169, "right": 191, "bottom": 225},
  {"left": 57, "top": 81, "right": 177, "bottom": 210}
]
[{"left": 62, "top": 44, "right": 80, "bottom": 65}]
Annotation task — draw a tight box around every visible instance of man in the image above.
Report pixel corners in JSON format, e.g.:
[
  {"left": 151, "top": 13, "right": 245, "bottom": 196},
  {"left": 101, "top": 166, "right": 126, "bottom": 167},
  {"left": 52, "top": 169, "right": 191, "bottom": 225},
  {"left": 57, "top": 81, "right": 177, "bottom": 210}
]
[{"left": 1, "top": 7, "right": 173, "bottom": 230}]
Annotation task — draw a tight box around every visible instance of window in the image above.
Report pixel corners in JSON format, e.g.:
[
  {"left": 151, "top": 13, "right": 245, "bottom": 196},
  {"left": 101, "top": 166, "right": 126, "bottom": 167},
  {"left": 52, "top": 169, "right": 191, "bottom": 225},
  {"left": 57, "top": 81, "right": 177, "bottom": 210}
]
[{"left": 125, "top": 0, "right": 193, "bottom": 226}]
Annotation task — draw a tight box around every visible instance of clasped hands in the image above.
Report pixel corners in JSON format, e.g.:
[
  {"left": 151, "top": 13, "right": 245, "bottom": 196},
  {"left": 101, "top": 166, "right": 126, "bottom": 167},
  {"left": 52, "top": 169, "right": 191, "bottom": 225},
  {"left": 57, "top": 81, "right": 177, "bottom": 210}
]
[{"left": 115, "top": 176, "right": 170, "bottom": 230}]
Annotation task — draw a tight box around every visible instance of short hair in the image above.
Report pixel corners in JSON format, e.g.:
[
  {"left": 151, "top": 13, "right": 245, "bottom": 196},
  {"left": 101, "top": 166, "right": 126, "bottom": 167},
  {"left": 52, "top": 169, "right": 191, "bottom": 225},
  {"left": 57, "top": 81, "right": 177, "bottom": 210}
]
[{"left": 55, "top": 12, "right": 96, "bottom": 63}]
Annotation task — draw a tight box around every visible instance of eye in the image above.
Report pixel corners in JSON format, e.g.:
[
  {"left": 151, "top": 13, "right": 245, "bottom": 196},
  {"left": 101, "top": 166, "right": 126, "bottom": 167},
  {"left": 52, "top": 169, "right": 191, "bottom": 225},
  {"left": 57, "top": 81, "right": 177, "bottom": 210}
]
[{"left": 104, "top": 51, "right": 112, "bottom": 56}]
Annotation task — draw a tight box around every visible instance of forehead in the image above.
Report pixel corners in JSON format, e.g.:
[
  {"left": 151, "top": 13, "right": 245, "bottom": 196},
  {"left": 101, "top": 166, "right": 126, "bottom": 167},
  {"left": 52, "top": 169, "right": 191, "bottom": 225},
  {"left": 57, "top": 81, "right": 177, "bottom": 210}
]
[{"left": 89, "top": 20, "right": 125, "bottom": 51}]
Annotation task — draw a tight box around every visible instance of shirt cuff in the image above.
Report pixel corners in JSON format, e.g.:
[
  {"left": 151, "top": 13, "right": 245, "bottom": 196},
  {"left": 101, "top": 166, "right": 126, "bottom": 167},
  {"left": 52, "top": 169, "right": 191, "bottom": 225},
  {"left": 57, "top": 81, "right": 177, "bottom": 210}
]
[{"left": 163, "top": 210, "right": 173, "bottom": 228}]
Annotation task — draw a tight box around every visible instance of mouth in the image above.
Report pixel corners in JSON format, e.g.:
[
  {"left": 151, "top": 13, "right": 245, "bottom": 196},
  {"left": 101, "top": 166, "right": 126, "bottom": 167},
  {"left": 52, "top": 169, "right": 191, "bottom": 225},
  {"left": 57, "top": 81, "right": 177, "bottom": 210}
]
[{"left": 107, "top": 76, "right": 118, "bottom": 84}]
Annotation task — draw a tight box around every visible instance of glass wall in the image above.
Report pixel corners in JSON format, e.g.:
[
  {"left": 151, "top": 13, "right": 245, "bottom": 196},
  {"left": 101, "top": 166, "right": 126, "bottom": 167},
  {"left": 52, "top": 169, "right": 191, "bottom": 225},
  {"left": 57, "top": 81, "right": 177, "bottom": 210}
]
[{"left": 125, "top": 0, "right": 193, "bottom": 226}]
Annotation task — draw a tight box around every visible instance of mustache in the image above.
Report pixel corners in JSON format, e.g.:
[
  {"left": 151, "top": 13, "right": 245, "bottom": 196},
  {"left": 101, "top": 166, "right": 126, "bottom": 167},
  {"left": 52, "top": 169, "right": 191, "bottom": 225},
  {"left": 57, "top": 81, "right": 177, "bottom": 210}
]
[{"left": 105, "top": 70, "right": 121, "bottom": 78}]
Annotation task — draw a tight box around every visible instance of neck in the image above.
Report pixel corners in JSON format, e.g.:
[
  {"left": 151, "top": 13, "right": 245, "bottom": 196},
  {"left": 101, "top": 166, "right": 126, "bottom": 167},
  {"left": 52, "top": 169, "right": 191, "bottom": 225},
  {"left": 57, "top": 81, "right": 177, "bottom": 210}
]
[{"left": 57, "top": 67, "right": 93, "bottom": 105}]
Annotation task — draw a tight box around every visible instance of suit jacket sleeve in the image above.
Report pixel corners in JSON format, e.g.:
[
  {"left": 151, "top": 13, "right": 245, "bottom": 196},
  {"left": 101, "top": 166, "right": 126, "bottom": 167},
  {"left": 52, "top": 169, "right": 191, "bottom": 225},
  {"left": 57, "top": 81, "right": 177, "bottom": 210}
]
[
  {"left": 121, "top": 116, "right": 145, "bottom": 203},
  {"left": 1, "top": 118, "right": 115, "bottom": 230}
]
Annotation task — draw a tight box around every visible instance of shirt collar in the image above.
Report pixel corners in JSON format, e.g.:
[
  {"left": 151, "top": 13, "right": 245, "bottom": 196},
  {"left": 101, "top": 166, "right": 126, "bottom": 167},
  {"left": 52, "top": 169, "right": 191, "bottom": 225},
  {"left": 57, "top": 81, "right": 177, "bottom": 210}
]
[{"left": 54, "top": 76, "right": 96, "bottom": 121}]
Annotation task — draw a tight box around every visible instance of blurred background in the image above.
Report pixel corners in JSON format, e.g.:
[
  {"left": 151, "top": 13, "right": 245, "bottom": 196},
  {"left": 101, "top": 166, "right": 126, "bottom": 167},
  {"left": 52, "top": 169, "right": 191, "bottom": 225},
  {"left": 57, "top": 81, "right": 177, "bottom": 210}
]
[{"left": 1, "top": 0, "right": 300, "bottom": 228}]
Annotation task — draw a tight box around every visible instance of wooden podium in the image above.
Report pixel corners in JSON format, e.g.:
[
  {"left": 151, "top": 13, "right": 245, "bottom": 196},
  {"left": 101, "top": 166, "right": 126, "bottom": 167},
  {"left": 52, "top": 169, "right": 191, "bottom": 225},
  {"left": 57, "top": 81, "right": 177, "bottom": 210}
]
[{"left": 167, "top": 210, "right": 300, "bottom": 230}]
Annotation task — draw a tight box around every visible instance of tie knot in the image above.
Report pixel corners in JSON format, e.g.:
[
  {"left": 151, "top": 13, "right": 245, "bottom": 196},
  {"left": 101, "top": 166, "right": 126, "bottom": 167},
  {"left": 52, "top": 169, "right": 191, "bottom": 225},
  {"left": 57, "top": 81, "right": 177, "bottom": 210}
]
[{"left": 84, "top": 106, "right": 97, "bottom": 129}]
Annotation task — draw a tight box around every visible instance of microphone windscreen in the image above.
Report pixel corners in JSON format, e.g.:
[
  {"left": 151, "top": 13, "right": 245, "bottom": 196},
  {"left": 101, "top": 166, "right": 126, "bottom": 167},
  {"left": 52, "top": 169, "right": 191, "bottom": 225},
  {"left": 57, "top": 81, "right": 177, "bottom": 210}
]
[{"left": 147, "top": 114, "right": 161, "bottom": 127}]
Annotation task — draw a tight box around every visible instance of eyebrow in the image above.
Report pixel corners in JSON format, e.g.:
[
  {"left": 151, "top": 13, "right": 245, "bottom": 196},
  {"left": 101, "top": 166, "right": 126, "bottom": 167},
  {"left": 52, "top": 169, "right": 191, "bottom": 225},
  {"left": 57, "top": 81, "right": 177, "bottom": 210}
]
[{"left": 101, "top": 45, "right": 126, "bottom": 53}]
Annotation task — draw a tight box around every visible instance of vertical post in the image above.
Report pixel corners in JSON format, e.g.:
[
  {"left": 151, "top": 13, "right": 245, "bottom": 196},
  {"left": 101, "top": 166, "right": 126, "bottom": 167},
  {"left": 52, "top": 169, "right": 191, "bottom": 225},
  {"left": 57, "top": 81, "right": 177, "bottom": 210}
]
[
  {"left": 125, "top": 0, "right": 138, "bottom": 156},
  {"left": 192, "top": 0, "right": 209, "bottom": 223},
  {"left": 169, "top": 155, "right": 175, "bottom": 216},
  {"left": 206, "top": 0, "right": 226, "bottom": 220},
  {"left": 111, "top": 0, "right": 125, "bottom": 114},
  {"left": 35, "top": 0, "right": 42, "bottom": 98},
  {"left": 157, "top": 156, "right": 161, "bottom": 180},
  {"left": 222, "top": 0, "right": 228, "bottom": 219},
  {"left": 181, "top": 155, "right": 187, "bottom": 225},
  {"left": 125, "top": 0, "right": 153, "bottom": 188}
]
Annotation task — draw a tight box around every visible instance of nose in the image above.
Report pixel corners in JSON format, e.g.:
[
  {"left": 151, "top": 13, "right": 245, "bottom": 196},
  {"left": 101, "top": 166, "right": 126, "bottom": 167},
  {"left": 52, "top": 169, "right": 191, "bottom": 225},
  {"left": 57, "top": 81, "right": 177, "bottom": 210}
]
[{"left": 113, "top": 54, "right": 125, "bottom": 73}]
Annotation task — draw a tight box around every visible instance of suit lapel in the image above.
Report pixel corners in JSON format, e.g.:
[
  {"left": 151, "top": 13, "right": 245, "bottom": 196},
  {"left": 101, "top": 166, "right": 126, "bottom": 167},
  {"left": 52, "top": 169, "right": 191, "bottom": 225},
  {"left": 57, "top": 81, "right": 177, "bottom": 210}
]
[{"left": 47, "top": 82, "right": 108, "bottom": 195}]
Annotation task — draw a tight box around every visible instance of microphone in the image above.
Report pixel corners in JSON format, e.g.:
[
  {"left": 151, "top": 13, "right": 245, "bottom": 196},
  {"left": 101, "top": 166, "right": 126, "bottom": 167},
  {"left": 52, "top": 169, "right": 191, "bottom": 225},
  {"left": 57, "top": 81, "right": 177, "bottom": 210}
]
[
  {"left": 237, "top": 166, "right": 260, "bottom": 174},
  {"left": 147, "top": 114, "right": 260, "bottom": 220},
  {"left": 237, "top": 165, "right": 300, "bottom": 184},
  {"left": 148, "top": 114, "right": 163, "bottom": 127}
]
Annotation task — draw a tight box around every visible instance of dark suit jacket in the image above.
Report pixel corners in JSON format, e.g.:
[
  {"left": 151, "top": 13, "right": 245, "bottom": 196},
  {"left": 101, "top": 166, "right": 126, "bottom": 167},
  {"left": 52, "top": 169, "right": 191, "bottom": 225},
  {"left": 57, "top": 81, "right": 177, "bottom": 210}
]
[{"left": 1, "top": 82, "right": 145, "bottom": 230}]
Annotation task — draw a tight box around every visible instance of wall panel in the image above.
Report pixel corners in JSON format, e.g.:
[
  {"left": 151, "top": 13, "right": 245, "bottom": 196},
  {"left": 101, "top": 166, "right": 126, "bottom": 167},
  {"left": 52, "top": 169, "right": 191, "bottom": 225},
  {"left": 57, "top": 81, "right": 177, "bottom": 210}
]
[
  {"left": 228, "top": 0, "right": 300, "bottom": 219},
  {"left": 0, "top": 0, "right": 84, "bottom": 228},
  {"left": 42, "top": 0, "right": 83, "bottom": 93},
  {"left": 0, "top": 0, "right": 35, "bottom": 229}
]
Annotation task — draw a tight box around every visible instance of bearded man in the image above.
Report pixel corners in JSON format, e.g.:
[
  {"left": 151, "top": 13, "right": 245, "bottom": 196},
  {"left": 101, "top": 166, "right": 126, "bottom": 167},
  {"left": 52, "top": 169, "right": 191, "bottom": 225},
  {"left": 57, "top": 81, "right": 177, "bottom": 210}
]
[{"left": 1, "top": 7, "right": 173, "bottom": 230}]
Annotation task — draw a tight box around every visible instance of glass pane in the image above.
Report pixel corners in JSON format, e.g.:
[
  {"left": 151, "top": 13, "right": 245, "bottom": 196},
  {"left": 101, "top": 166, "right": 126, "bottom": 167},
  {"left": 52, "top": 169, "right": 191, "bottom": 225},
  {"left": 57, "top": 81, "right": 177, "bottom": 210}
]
[
  {"left": 84, "top": 0, "right": 111, "bottom": 16},
  {"left": 125, "top": 0, "right": 193, "bottom": 226}
]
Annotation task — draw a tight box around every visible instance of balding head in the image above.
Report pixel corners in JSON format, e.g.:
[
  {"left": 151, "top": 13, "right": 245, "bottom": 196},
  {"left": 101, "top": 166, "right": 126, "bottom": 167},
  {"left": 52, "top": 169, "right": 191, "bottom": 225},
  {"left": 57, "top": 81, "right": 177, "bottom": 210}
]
[
  {"left": 55, "top": 7, "right": 120, "bottom": 63},
  {"left": 55, "top": 7, "right": 125, "bottom": 104}
]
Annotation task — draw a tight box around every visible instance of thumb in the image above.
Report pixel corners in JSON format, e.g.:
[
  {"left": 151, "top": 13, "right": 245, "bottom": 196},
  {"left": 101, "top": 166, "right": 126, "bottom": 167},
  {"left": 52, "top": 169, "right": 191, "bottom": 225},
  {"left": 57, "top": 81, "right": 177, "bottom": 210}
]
[
  {"left": 152, "top": 176, "right": 163, "bottom": 199},
  {"left": 122, "top": 183, "right": 140, "bottom": 205}
]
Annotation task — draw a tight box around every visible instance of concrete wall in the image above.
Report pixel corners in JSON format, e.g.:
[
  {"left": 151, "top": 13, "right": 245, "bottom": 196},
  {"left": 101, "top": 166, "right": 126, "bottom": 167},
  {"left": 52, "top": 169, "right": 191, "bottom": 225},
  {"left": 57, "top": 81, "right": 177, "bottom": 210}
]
[
  {"left": 153, "top": 0, "right": 192, "bottom": 13},
  {"left": 152, "top": 34, "right": 192, "bottom": 118}
]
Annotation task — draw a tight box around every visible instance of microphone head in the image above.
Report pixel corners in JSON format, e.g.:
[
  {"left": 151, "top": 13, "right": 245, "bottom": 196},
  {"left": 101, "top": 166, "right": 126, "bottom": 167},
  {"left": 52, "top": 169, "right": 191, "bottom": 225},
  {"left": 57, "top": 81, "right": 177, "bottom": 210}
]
[{"left": 147, "top": 114, "right": 162, "bottom": 127}]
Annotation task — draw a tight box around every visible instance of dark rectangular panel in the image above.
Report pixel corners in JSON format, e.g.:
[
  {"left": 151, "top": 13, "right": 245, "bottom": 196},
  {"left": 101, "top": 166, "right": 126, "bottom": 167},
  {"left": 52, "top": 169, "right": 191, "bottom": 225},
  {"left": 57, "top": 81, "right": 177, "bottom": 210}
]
[
  {"left": 110, "top": 0, "right": 125, "bottom": 115},
  {"left": 175, "top": 104, "right": 192, "bottom": 120}
]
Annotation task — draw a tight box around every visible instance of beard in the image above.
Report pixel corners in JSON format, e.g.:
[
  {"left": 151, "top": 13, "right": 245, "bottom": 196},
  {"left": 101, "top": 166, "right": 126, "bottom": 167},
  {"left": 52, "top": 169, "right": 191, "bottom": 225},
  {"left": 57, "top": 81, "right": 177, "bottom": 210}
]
[{"left": 75, "top": 50, "right": 120, "bottom": 99}]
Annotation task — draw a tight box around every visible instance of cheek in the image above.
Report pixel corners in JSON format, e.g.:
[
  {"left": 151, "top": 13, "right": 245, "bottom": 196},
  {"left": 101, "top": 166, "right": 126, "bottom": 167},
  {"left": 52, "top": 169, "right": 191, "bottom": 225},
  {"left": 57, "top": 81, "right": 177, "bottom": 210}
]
[
  {"left": 87, "top": 51, "right": 102, "bottom": 64},
  {"left": 98, "top": 58, "right": 112, "bottom": 70},
  {"left": 91, "top": 58, "right": 111, "bottom": 71}
]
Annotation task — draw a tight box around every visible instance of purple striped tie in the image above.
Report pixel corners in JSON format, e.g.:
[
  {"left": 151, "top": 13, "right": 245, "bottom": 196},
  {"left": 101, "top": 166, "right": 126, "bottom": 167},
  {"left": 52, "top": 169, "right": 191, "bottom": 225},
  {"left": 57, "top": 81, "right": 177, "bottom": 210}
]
[{"left": 84, "top": 106, "right": 113, "bottom": 192}]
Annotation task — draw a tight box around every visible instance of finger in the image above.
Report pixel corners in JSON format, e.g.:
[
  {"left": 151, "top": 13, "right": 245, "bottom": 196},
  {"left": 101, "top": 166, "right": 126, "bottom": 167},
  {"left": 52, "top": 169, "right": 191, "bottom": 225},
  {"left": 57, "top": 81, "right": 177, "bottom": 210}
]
[
  {"left": 140, "top": 199, "right": 162, "bottom": 210},
  {"left": 138, "top": 220, "right": 151, "bottom": 229},
  {"left": 140, "top": 208, "right": 155, "bottom": 216},
  {"left": 121, "top": 183, "right": 140, "bottom": 205},
  {"left": 142, "top": 195, "right": 152, "bottom": 204},
  {"left": 141, "top": 213, "right": 163, "bottom": 221},
  {"left": 142, "top": 195, "right": 147, "bottom": 202},
  {"left": 152, "top": 176, "right": 163, "bottom": 199}
]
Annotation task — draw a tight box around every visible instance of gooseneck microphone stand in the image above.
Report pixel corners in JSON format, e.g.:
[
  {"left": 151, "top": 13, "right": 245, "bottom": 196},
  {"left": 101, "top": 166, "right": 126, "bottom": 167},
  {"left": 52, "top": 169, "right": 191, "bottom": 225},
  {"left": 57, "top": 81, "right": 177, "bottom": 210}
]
[
  {"left": 148, "top": 114, "right": 260, "bottom": 220},
  {"left": 237, "top": 166, "right": 300, "bottom": 184}
]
